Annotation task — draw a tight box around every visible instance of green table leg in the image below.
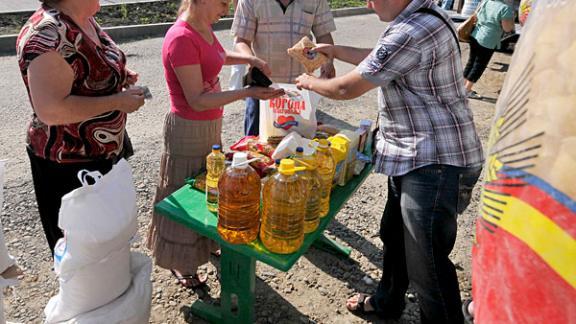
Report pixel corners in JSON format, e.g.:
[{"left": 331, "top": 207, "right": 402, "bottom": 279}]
[
  {"left": 190, "top": 245, "right": 256, "bottom": 324},
  {"left": 312, "top": 234, "right": 352, "bottom": 257}
]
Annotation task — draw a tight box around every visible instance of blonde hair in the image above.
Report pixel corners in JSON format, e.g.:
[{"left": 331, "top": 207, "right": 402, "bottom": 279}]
[{"left": 178, "top": 0, "right": 197, "bottom": 16}]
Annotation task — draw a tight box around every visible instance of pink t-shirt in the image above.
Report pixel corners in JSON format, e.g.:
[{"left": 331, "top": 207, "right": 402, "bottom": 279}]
[{"left": 162, "top": 19, "right": 225, "bottom": 120}]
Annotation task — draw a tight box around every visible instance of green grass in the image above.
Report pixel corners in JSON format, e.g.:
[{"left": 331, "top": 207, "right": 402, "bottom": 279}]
[
  {"left": 328, "top": 0, "right": 367, "bottom": 9},
  {"left": 0, "top": 0, "right": 368, "bottom": 35}
]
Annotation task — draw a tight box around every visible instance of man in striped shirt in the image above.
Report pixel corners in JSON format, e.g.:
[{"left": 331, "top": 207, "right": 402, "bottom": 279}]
[
  {"left": 296, "top": 0, "right": 484, "bottom": 322},
  {"left": 231, "top": 0, "right": 336, "bottom": 135}
]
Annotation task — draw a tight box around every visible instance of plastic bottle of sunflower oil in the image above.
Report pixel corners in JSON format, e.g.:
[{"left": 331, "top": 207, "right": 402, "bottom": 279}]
[
  {"left": 294, "top": 147, "right": 322, "bottom": 233},
  {"left": 206, "top": 144, "right": 226, "bottom": 212},
  {"left": 217, "top": 152, "right": 261, "bottom": 244},
  {"left": 316, "top": 139, "right": 336, "bottom": 217},
  {"left": 260, "top": 159, "right": 307, "bottom": 254}
]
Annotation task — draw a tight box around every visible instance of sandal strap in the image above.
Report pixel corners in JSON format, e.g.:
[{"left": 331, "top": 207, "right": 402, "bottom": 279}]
[{"left": 356, "top": 293, "right": 367, "bottom": 311}]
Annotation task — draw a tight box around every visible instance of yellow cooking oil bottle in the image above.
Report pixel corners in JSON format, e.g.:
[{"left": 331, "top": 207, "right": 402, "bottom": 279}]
[
  {"left": 294, "top": 147, "right": 322, "bottom": 233},
  {"left": 206, "top": 144, "right": 226, "bottom": 212},
  {"left": 217, "top": 152, "right": 261, "bottom": 244},
  {"left": 316, "top": 139, "right": 336, "bottom": 217},
  {"left": 260, "top": 159, "right": 307, "bottom": 254},
  {"left": 327, "top": 136, "right": 348, "bottom": 187}
]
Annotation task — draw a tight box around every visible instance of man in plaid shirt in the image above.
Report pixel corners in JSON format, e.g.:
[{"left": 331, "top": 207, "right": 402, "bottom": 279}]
[
  {"left": 231, "top": 0, "right": 336, "bottom": 135},
  {"left": 297, "top": 0, "right": 484, "bottom": 322}
]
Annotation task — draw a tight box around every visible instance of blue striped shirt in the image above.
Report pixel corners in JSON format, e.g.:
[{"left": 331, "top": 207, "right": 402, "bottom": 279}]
[{"left": 357, "top": 0, "right": 484, "bottom": 176}]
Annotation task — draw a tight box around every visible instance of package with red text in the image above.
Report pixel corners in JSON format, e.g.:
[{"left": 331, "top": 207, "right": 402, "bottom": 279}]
[{"left": 259, "top": 83, "right": 317, "bottom": 141}]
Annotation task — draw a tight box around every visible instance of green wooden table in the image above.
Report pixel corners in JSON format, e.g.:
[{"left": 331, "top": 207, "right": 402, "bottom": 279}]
[{"left": 155, "top": 164, "right": 372, "bottom": 323}]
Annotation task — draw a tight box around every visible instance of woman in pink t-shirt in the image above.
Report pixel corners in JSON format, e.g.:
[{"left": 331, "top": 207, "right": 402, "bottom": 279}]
[{"left": 147, "top": 0, "right": 283, "bottom": 289}]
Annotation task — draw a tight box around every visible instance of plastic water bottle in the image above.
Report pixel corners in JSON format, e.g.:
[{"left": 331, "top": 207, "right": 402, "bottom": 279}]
[
  {"left": 260, "top": 159, "right": 307, "bottom": 254},
  {"left": 206, "top": 144, "right": 226, "bottom": 213}
]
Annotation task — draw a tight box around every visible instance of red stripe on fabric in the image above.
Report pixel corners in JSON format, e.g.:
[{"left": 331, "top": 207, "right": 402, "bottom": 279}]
[
  {"left": 473, "top": 226, "right": 576, "bottom": 324},
  {"left": 485, "top": 179, "right": 576, "bottom": 238}
]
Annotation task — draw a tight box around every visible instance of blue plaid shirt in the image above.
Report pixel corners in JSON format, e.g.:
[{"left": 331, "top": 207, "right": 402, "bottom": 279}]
[{"left": 357, "top": 0, "right": 484, "bottom": 176}]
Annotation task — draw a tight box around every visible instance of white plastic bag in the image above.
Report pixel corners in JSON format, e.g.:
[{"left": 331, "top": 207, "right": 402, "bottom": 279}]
[
  {"left": 259, "top": 83, "right": 318, "bottom": 141},
  {"left": 271, "top": 132, "right": 319, "bottom": 160},
  {"left": 57, "top": 159, "right": 137, "bottom": 270},
  {"left": 229, "top": 64, "right": 247, "bottom": 90},
  {"left": 45, "top": 159, "right": 138, "bottom": 323},
  {"left": 57, "top": 252, "right": 152, "bottom": 324},
  {"left": 59, "top": 158, "right": 137, "bottom": 245},
  {"left": 45, "top": 245, "right": 132, "bottom": 323}
]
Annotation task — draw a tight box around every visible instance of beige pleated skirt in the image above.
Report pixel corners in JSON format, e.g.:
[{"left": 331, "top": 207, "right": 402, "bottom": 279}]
[{"left": 147, "top": 111, "right": 221, "bottom": 272}]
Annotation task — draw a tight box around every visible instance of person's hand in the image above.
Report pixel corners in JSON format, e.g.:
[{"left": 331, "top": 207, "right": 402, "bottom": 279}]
[
  {"left": 295, "top": 73, "right": 317, "bottom": 91},
  {"left": 125, "top": 68, "right": 139, "bottom": 86},
  {"left": 311, "top": 43, "right": 336, "bottom": 60},
  {"left": 249, "top": 56, "right": 272, "bottom": 76},
  {"left": 115, "top": 88, "right": 145, "bottom": 113},
  {"left": 320, "top": 61, "right": 335, "bottom": 79},
  {"left": 246, "top": 86, "right": 285, "bottom": 100}
]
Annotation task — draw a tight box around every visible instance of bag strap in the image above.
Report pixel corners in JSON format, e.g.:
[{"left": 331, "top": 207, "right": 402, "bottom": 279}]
[
  {"left": 77, "top": 170, "right": 103, "bottom": 187},
  {"left": 416, "top": 8, "right": 461, "bottom": 53},
  {"left": 475, "top": 0, "right": 489, "bottom": 15}
]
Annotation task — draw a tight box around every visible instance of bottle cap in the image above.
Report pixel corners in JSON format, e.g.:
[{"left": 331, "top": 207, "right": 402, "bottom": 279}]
[
  {"left": 275, "top": 159, "right": 281, "bottom": 165},
  {"left": 278, "top": 159, "right": 305, "bottom": 175},
  {"left": 317, "top": 139, "right": 330, "bottom": 149},
  {"left": 212, "top": 144, "right": 221, "bottom": 151},
  {"left": 296, "top": 147, "right": 304, "bottom": 153},
  {"left": 231, "top": 152, "right": 249, "bottom": 168}
]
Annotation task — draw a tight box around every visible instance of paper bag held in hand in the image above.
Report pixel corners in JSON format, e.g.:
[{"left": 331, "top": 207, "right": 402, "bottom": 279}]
[{"left": 287, "top": 36, "right": 328, "bottom": 73}]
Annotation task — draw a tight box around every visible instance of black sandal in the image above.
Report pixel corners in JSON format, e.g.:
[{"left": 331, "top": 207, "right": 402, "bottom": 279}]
[
  {"left": 170, "top": 269, "right": 207, "bottom": 289},
  {"left": 347, "top": 293, "right": 403, "bottom": 319},
  {"left": 462, "top": 299, "right": 474, "bottom": 324},
  {"left": 347, "top": 293, "right": 378, "bottom": 316}
]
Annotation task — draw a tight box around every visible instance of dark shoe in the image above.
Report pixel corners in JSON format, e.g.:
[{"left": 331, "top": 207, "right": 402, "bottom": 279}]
[
  {"left": 462, "top": 299, "right": 474, "bottom": 324},
  {"left": 170, "top": 269, "right": 208, "bottom": 289},
  {"left": 467, "top": 90, "right": 483, "bottom": 100},
  {"left": 346, "top": 293, "right": 403, "bottom": 319}
]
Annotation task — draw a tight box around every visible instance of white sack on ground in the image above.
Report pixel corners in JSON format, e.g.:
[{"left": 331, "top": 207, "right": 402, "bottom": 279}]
[{"left": 57, "top": 253, "right": 152, "bottom": 324}]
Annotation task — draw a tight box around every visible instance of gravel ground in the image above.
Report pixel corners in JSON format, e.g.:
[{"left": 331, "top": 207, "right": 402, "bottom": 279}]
[{"left": 0, "top": 14, "right": 511, "bottom": 324}]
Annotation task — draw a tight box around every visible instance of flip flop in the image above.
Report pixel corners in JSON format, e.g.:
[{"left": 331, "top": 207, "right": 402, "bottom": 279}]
[
  {"left": 346, "top": 293, "right": 403, "bottom": 319},
  {"left": 462, "top": 299, "right": 474, "bottom": 324},
  {"left": 346, "top": 293, "right": 380, "bottom": 316},
  {"left": 170, "top": 269, "right": 208, "bottom": 289}
]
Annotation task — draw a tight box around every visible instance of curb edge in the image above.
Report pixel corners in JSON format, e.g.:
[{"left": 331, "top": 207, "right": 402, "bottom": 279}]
[{"left": 0, "top": 7, "right": 374, "bottom": 56}]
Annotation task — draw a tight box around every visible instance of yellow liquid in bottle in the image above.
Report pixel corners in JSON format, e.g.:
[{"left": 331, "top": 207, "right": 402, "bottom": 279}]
[
  {"left": 260, "top": 168, "right": 307, "bottom": 254},
  {"left": 206, "top": 147, "right": 226, "bottom": 213},
  {"left": 294, "top": 154, "right": 321, "bottom": 233},
  {"left": 316, "top": 142, "right": 336, "bottom": 217},
  {"left": 217, "top": 165, "right": 261, "bottom": 244}
]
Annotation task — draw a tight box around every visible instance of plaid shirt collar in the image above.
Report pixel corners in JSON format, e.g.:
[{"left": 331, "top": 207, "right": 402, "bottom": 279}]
[{"left": 392, "top": 0, "right": 433, "bottom": 26}]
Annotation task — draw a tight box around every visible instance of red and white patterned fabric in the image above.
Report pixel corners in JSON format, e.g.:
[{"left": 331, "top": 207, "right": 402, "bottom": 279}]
[{"left": 17, "top": 5, "right": 129, "bottom": 163}]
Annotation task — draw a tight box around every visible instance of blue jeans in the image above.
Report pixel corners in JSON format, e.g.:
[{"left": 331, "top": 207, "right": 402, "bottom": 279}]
[
  {"left": 244, "top": 97, "right": 260, "bottom": 136},
  {"left": 370, "top": 164, "right": 482, "bottom": 323}
]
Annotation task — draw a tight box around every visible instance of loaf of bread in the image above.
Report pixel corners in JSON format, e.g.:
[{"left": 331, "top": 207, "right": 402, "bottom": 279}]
[{"left": 287, "top": 36, "right": 328, "bottom": 73}]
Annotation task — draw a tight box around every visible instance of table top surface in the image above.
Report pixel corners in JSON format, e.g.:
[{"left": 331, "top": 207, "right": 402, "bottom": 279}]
[{"left": 155, "top": 163, "right": 372, "bottom": 272}]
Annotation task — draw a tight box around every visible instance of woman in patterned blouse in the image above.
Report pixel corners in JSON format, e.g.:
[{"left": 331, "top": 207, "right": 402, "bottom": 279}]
[{"left": 16, "top": 0, "right": 145, "bottom": 253}]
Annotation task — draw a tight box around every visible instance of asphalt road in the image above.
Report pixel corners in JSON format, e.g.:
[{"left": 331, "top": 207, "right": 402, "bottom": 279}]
[{"left": 0, "top": 13, "right": 383, "bottom": 187}]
